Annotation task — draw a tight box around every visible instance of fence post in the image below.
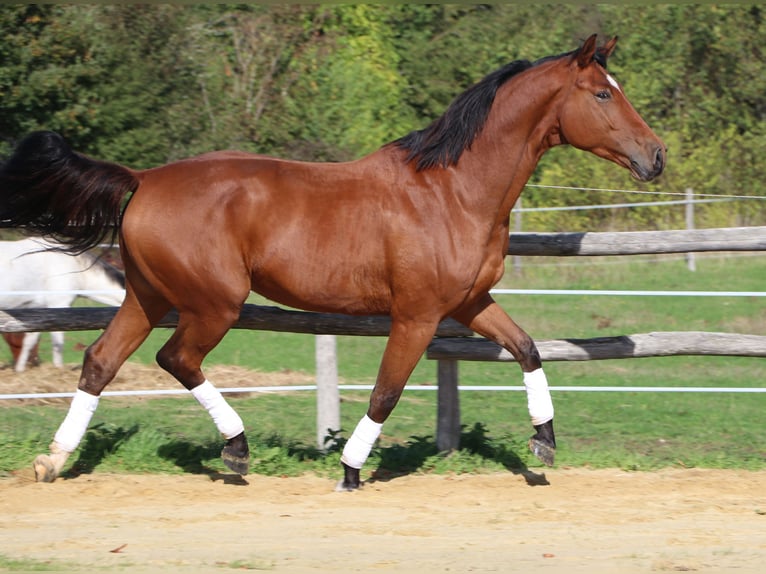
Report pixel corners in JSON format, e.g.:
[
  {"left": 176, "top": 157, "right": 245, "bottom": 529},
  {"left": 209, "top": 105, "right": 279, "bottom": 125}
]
[
  {"left": 686, "top": 187, "right": 696, "bottom": 272},
  {"left": 315, "top": 334, "right": 340, "bottom": 451},
  {"left": 436, "top": 359, "right": 461, "bottom": 451}
]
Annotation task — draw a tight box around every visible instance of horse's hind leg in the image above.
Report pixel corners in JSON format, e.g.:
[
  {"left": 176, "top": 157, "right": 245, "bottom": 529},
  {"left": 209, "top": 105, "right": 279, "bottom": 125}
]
[
  {"left": 15, "top": 332, "right": 41, "bottom": 373},
  {"left": 453, "top": 294, "right": 556, "bottom": 466},
  {"left": 33, "top": 293, "right": 166, "bottom": 482},
  {"left": 155, "top": 307, "right": 249, "bottom": 475}
]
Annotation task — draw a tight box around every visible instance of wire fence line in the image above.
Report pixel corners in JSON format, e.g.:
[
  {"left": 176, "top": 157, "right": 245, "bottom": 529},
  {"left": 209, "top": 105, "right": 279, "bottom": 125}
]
[
  {"left": 515, "top": 197, "right": 733, "bottom": 213},
  {"left": 2, "top": 384, "right": 764, "bottom": 401},
  {"left": 524, "top": 183, "right": 766, "bottom": 201}
]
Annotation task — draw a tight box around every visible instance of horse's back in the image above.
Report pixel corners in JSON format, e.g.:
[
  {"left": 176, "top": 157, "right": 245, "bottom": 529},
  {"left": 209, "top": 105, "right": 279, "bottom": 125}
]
[{"left": 122, "top": 150, "right": 416, "bottom": 314}]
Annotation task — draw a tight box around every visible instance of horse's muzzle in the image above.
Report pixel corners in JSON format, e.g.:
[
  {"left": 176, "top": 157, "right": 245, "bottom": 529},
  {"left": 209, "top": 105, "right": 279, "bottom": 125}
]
[{"left": 631, "top": 145, "right": 666, "bottom": 181}]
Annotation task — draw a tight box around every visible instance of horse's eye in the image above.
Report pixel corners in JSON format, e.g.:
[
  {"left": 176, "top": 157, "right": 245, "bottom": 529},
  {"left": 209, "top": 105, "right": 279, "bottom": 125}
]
[{"left": 595, "top": 90, "right": 611, "bottom": 102}]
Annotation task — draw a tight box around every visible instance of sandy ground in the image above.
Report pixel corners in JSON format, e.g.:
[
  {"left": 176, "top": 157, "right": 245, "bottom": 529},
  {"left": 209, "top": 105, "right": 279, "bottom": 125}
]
[
  {"left": 1, "top": 363, "right": 765, "bottom": 573},
  {"left": 0, "top": 468, "right": 764, "bottom": 573}
]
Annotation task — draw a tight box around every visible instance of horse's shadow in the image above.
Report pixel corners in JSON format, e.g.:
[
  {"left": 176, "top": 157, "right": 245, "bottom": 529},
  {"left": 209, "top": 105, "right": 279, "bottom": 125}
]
[
  {"left": 367, "top": 422, "right": 549, "bottom": 487},
  {"left": 64, "top": 422, "right": 547, "bottom": 486},
  {"left": 156, "top": 439, "right": 250, "bottom": 485},
  {"left": 64, "top": 422, "right": 139, "bottom": 478}
]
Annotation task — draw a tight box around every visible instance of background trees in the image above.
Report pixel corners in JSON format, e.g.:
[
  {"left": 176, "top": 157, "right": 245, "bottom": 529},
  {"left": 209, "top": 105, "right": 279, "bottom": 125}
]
[{"left": 1, "top": 3, "right": 763, "bottom": 230}]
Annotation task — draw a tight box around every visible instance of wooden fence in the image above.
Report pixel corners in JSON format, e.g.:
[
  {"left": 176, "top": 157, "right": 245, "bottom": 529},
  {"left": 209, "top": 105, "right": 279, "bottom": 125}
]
[{"left": 2, "top": 226, "right": 765, "bottom": 451}]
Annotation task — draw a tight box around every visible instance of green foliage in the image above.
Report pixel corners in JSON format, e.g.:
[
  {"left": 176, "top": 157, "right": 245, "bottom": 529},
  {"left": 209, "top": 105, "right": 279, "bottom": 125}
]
[
  {"left": 0, "top": 4, "right": 763, "bottom": 225},
  {"left": 274, "top": 5, "right": 415, "bottom": 159}
]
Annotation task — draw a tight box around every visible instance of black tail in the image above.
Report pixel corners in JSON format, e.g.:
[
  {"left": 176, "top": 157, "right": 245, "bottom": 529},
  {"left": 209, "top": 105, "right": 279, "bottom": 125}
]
[{"left": 0, "top": 131, "right": 139, "bottom": 254}]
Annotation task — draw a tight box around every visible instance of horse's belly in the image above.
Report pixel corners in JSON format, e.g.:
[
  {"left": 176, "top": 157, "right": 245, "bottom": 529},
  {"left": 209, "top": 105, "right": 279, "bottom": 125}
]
[{"left": 250, "top": 262, "right": 392, "bottom": 316}]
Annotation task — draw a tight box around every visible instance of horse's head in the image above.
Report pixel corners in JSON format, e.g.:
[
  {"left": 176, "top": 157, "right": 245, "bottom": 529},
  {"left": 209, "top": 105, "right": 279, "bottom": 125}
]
[{"left": 557, "top": 35, "right": 665, "bottom": 181}]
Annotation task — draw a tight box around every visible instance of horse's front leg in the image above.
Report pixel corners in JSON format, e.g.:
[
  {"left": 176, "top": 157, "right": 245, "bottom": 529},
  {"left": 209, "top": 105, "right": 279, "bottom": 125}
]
[
  {"left": 338, "top": 317, "right": 439, "bottom": 491},
  {"left": 50, "top": 331, "right": 65, "bottom": 368},
  {"left": 453, "top": 294, "right": 556, "bottom": 466}
]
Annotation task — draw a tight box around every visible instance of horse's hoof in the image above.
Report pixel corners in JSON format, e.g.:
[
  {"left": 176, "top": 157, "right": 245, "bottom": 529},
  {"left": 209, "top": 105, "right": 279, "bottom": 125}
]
[
  {"left": 222, "top": 453, "right": 249, "bottom": 475},
  {"left": 221, "top": 432, "right": 250, "bottom": 475},
  {"left": 528, "top": 438, "right": 556, "bottom": 467},
  {"left": 33, "top": 454, "right": 58, "bottom": 483},
  {"left": 334, "top": 479, "right": 362, "bottom": 492},
  {"left": 335, "top": 462, "right": 361, "bottom": 492}
]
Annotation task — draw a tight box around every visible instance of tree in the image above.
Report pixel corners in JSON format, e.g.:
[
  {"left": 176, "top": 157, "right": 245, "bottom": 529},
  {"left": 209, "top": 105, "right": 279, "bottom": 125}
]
[{"left": 0, "top": 5, "right": 102, "bottom": 156}]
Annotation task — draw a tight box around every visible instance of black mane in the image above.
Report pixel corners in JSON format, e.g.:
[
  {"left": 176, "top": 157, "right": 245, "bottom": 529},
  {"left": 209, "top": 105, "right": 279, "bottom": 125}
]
[
  {"left": 393, "top": 46, "right": 604, "bottom": 171},
  {"left": 393, "top": 60, "right": 532, "bottom": 171}
]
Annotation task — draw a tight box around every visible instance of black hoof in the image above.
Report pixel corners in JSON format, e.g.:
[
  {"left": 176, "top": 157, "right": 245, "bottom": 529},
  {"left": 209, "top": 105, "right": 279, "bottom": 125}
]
[
  {"left": 529, "top": 420, "right": 556, "bottom": 467},
  {"left": 335, "top": 462, "right": 362, "bottom": 492},
  {"left": 221, "top": 432, "right": 250, "bottom": 475}
]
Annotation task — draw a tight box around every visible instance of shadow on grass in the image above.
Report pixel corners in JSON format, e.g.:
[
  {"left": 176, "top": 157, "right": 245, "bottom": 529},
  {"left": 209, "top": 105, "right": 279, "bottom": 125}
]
[
  {"left": 157, "top": 439, "right": 222, "bottom": 475},
  {"left": 156, "top": 432, "right": 326, "bottom": 483},
  {"left": 65, "top": 422, "right": 547, "bottom": 486},
  {"left": 368, "top": 422, "right": 549, "bottom": 486},
  {"left": 65, "top": 422, "right": 139, "bottom": 478}
]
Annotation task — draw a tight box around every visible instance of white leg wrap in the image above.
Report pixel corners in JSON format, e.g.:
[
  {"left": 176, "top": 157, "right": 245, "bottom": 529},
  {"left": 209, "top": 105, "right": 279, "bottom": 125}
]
[
  {"left": 53, "top": 389, "right": 100, "bottom": 453},
  {"left": 341, "top": 415, "right": 383, "bottom": 470},
  {"left": 523, "top": 368, "right": 554, "bottom": 426},
  {"left": 191, "top": 380, "right": 244, "bottom": 439}
]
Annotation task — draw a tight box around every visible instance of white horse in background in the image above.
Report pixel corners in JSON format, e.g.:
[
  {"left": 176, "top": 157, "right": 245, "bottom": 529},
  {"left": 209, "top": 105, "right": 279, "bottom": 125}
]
[{"left": 0, "top": 237, "right": 125, "bottom": 372}]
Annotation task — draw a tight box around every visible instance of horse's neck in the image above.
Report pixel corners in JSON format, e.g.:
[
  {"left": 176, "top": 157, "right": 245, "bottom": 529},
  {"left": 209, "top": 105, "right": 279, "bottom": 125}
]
[{"left": 453, "top": 63, "right": 565, "bottom": 223}]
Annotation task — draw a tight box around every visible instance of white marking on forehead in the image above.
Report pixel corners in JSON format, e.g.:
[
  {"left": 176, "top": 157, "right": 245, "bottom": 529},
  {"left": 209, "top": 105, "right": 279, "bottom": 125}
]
[{"left": 606, "top": 74, "right": 621, "bottom": 92}]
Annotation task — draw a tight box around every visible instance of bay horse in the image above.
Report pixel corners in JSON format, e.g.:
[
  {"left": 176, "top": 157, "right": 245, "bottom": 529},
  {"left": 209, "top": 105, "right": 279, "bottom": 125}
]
[
  {"left": 0, "top": 35, "right": 664, "bottom": 486},
  {"left": 0, "top": 237, "right": 125, "bottom": 372}
]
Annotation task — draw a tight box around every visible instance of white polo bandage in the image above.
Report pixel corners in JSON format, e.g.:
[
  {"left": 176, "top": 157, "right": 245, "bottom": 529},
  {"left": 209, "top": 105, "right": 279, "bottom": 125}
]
[
  {"left": 341, "top": 415, "right": 383, "bottom": 469},
  {"left": 191, "top": 380, "right": 244, "bottom": 439},
  {"left": 53, "top": 389, "right": 100, "bottom": 453},
  {"left": 523, "top": 368, "right": 554, "bottom": 426}
]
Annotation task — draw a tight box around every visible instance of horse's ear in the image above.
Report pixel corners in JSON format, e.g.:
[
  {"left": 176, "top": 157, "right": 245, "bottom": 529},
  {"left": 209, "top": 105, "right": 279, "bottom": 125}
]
[
  {"left": 601, "top": 36, "right": 618, "bottom": 59},
  {"left": 576, "top": 34, "right": 598, "bottom": 68}
]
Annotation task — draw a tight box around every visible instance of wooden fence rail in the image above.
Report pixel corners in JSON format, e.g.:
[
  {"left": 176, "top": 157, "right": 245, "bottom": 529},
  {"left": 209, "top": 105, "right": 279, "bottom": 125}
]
[
  {"left": 427, "top": 332, "right": 766, "bottom": 362},
  {"left": 506, "top": 226, "right": 766, "bottom": 256},
  {"left": 0, "top": 305, "right": 471, "bottom": 337}
]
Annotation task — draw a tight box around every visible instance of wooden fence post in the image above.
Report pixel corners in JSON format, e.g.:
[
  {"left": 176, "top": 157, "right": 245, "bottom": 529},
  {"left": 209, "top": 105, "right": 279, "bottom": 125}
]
[
  {"left": 315, "top": 334, "right": 340, "bottom": 451},
  {"left": 686, "top": 188, "right": 696, "bottom": 272},
  {"left": 436, "top": 359, "right": 460, "bottom": 452}
]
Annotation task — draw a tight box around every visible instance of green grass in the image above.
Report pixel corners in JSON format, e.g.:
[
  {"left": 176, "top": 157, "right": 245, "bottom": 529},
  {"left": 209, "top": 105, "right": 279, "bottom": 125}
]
[
  {"left": 1, "top": 253, "right": 764, "bottom": 478},
  {"left": 1, "top": 383, "right": 763, "bottom": 480},
  {"left": 0, "top": 553, "right": 76, "bottom": 571}
]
